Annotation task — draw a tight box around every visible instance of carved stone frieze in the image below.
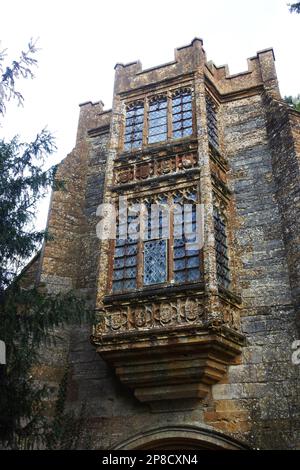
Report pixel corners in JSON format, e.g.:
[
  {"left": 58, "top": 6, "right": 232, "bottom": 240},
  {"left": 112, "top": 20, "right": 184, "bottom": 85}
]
[
  {"left": 95, "top": 296, "right": 205, "bottom": 336},
  {"left": 114, "top": 150, "right": 198, "bottom": 186}
]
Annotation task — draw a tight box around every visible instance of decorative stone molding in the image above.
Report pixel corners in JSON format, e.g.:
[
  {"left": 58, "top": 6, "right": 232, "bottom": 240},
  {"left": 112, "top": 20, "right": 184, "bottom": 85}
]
[
  {"left": 92, "top": 321, "right": 244, "bottom": 405},
  {"left": 114, "top": 151, "right": 198, "bottom": 185},
  {"left": 92, "top": 293, "right": 244, "bottom": 405},
  {"left": 94, "top": 297, "right": 205, "bottom": 336},
  {"left": 112, "top": 424, "right": 251, "bottom": 450}
]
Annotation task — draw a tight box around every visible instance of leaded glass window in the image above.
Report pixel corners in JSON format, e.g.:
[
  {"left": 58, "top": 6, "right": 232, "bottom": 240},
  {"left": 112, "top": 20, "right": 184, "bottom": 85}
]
[
  {"left": 110, "top": 188, "right": 203, "bottom": 294},
  {"left": 173, "top": 189, "right": 202, "bottom": 283},
  {"left": 213, "top": 206, "right": 230, "bottom": 289},
  {"left": 148, "top": 96, "right": 167, "bottom": 144},
  {"left": 206, "top": 94, "right": 219, "bottom": 149},
  {"left": 144, "top": 239, "right": 167, "bottom": 285},
  {"left": 112, "top": 212, "right": 138, "bottom": 293},
  {"left": 172, "top": 89, "right": 193, "bottom": 139},
  {"left": 143, "top": 197, "right": 168, "bottom": 285},
  {"left": 124, "top": 102, "right": 144, "bottom": 151}
]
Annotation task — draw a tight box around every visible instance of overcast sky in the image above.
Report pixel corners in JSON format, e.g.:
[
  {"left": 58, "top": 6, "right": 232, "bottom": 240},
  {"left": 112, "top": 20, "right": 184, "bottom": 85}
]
[{"left": 1, "top": 0, "right": 300, "bottom": 229}]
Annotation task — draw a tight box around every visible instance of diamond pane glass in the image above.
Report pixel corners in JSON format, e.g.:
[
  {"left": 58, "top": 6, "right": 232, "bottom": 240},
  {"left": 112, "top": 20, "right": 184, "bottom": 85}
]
[
  {"left": 187, "top": 268, "right": 200, "bottom": 281},
  {"left": 174, "top": 270, "right": 185, "bottom": 282},
  {"left": 124, "top": 279, "right": 136, "bottom": 290},
  {"left": 172, "top": 189, "right": 201, "bottom": 284},
  {"left": 214, "top": 206, "right": 230, "bottom": 288},
  {"left": 114, "top": 258, "right": 124, "bottom": 268},
  {"left": 206, "top": 94, "right": 219, "bottom": 149},
  {"left": 144, "top": 239, "right": 167, "bottom": 285},
  {"left": 174, "top": 259, "right": 185, "bottom": 270},
  {"left": 112, "top": 281, "right": 122, "bottom": 292},
  {"left": 112, "top": 207, "right": 139, "bottom": 292}
]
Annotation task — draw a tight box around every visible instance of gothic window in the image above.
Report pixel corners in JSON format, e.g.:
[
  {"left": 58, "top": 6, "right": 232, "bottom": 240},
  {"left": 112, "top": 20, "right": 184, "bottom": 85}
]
[
  {"left": 110, "top": 188, "right": 202, "bottom": 293},
  {"left": 123, "top": 89, "right": 194, "bottom": 151},
  {"left": 148, "top": 96, "right": 168, "bottom": 144},
  {"left": 206, "top": 94, "right": 219, "bottom": 149},
  {"left": 213, "top": 206, "right": 230, "bottom": 289},
  {"left": 172, "top": 89, "right": 193, "bottom": 139},
  {"left": 124, "top": 102, "right": 144, "bottom": 151}
]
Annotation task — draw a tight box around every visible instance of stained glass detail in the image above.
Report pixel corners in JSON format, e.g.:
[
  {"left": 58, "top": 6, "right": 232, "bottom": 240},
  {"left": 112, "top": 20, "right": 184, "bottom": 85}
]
[
  {"left": 144, "top": 239, "right": 167, "bottom": 285},
  {"left": 124, "top": 102, "right": 144, "bottom": 151},
  {"left": 148, "top": 96, "right": 167, "bottom": 144},
  {"left": 206, "top": 94, "right": 219, "bottom": 149},
  {"left": 214, "top": 206, "right": 230, "bottom": 289},
  {"left": 172, "top": 90, "right": 193, "bottom": 139}
]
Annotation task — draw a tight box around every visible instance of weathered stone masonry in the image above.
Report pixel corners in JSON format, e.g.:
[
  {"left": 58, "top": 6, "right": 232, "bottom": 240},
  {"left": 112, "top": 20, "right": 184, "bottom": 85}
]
[{"left": 27, "top": 39, "right": 300, "bottom": 449}]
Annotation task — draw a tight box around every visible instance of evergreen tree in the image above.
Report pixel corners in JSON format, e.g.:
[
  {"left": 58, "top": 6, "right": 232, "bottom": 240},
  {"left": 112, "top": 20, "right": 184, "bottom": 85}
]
[
  {"left": 289, "top": 2, "right": 300, "bottom": 13},
  {"left": 0, "top": 41, "right": 91, "bottom": 449},
  {"left": 284, "top": 95, "right": 300, "bottom": 112}
]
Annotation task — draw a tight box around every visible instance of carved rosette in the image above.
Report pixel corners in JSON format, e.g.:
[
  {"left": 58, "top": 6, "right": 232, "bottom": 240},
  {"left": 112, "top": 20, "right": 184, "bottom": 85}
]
[
  {"left": 130, "top": 304, "right": 153, "bottom": 329},
  {"left": 97, "top": 297, "right": 207, "bottom": 335},
  {"left": 114, "top": 151, "right": 198, "bottom": 186},
  {"left": 178, "top": 153, "right": 197, "bottom": 170},
  {"left": 156, "top": 158, "right": 176, "bottom": 175},
  {"left": 181, "top": 298, "right": 203, "bottom": 323},
  {"left": 106, "top": 308, "right": 128, "bottom": 331},
  {"left": 135, "top": 163, "right": 154, "bottom": 179}
]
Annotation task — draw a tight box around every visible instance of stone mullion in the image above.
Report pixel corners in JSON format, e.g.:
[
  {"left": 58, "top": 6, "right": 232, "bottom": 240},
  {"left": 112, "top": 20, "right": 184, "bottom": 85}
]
[
  {"left": 143, "top": 98, "right": 149, "bottom": 148},
  {"left": 194, "top": 72, "right": 220, "bottom": 322},
  {"left": 167, "top": 91, "right": 173, "bottom": 141},
  {"left": 106, "top": 238, "right": 116, "bottom": 293},
  {"left": 168, "top": 193, "right": 174, "bottom": 282}
]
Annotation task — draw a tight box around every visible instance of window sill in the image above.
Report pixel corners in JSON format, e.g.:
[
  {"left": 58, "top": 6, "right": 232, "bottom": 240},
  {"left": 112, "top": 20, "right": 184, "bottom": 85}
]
[
  {"left": 104, "top": 280, "right": 205, "bottom": 305},
  {"left": 119, "top": 136, "right": 198, "bottom": 160}
]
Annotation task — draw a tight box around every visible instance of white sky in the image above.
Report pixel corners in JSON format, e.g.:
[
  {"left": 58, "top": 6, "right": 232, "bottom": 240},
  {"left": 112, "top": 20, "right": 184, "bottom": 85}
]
[{"left": 1, "top": 0, "right": 300, "bottom": 230}]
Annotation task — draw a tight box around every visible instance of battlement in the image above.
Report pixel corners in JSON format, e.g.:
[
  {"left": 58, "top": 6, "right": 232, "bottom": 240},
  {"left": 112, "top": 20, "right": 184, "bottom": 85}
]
[
  {"left": 113, "top": 38, "right": 280, "bottom": 98},
  {"left": 76, "top": 100, "right": 111, "bottom": 142}
]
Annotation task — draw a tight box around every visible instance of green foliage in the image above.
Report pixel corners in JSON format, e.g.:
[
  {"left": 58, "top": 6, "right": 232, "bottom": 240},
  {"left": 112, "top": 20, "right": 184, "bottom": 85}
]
[
  {"left": 0, "top": 40, "right": 38, "bottom": 116},
  {"left": 0, "top": 275, "right": 93, "bottom": 449},
  {"left": 44, "top": 365, "right": 91, "bottom": 450},
  {"left": 0, "top": 132, "right": 57, "bottom": 291},
  {"left": 0, "top": 41, "right": 93, "bottom": 449},
  {"left": 289, "top": 2, "right": 300, "bottom": 13},
  {"left": 284, "top": 95, "right": 300, "bottom": 112}
]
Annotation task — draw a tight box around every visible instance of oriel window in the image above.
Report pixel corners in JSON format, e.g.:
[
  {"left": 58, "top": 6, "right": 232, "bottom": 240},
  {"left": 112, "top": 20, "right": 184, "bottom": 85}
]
[{"left": 110, "top": 188, "right": 203, "bottom": 294}]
